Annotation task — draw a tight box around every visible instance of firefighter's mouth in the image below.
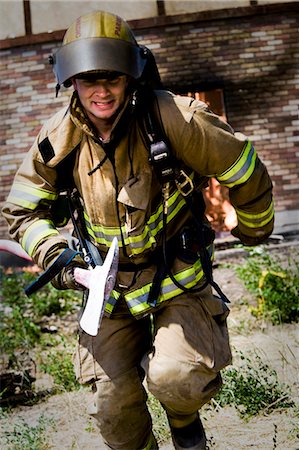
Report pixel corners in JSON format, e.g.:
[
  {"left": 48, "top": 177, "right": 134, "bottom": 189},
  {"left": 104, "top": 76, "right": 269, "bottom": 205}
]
[{"left": 93, "top": 100, "right": 114, "bottom": 107}]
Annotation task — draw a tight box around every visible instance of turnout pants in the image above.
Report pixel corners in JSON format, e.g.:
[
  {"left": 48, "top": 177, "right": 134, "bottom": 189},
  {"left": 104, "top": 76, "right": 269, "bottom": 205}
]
[{"left": 73, "top": 285, "right": 232, "bottom": 450}]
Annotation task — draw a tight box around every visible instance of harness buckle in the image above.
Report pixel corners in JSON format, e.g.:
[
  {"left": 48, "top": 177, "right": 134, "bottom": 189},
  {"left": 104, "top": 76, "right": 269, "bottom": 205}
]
[{"left": 175, "top": 170, "right": 194, "bottom": 197}]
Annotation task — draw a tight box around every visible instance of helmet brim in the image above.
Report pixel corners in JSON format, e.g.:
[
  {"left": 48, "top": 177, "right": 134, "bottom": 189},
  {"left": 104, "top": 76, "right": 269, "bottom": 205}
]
[{"left": 53, "top": 37, "right": 147, "bottom": 86}]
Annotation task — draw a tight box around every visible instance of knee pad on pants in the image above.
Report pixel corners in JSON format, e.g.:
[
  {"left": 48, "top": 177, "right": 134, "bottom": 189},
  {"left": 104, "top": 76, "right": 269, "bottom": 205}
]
[{"left": 145, "top": 353, "right": 222, "bottom": 414}]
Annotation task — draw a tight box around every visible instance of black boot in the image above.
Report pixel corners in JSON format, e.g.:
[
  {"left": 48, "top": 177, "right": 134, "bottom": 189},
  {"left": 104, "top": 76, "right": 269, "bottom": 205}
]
[{"left": 170, "top": 415, "right": 207, "bottom": 450}]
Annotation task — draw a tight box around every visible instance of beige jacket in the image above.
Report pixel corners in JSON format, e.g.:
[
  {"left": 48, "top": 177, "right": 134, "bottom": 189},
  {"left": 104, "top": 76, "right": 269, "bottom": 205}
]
[{"left": 2, "top": 89, "right": 274, "bottom": 315}]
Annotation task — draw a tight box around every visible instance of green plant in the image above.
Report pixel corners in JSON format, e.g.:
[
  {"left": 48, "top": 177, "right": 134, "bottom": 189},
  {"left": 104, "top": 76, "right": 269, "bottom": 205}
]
[
  {"left": 147, "top": 391, "right": 170, "bottom": 443},
  {"left": 39, "top": 338, "right": 80, "bottom": 392},
  {"left": 236, "top": 247, "right": 299, "bottom": 324},
  {"left": 2, "top": 270, "right": 81, "bottom": 317},
  {"left": 2, "top": 414, "right": 55, "bottom": 450},
  {"left": 0, "top": 270, "right": 82, "bottom": 358},
  {"left": 288, "top": 405, "right": 299, "bottom": 440},
  {"left": 214, "top": 350, "right": 294, "bottom": 419}
]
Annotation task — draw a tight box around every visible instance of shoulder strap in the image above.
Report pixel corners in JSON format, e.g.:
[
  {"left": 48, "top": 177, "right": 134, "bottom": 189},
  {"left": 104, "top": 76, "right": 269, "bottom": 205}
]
[
  {"left": 138, "top": 88, "right": 175, "bottom": 183},
  {"left": 139, "top": 88, "right": 230, "bottom": 304},
  {"left": 140, "top": 89, "right": 194, "bottom": 196}
]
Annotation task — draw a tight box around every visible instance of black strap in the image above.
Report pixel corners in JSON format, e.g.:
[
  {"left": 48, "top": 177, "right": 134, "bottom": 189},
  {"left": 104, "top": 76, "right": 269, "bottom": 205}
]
[
  {"left": 147, "top": 262, "right": 168, "bottom": 307},
  {"left": 183, "top": 193, "right": 230, "bottom": 303},
  {"left": 140, "top": 90, "right": 230, "bottom": 304},
  {"left": 25, "top": 248, "right": 80, "bottom": 296}
]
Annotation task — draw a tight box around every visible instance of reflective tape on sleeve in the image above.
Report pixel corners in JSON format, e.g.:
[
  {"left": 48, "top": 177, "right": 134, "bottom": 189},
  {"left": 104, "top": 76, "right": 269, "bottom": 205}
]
[
  {"left": 217, "top": 141, "right": 257, "bottom": 188},
  {"left": 236, "top": 200, "right": 274, "bottom": 229},
  {"left": 7, "top": 182, "right": 58, "bottom": 210},
  {"left": 22, "top": 219, "right": 59, "bottom": 256}
]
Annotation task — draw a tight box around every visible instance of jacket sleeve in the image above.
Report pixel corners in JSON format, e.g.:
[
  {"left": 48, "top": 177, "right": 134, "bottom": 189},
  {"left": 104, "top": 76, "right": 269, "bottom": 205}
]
[
  {"left": 160, "top": 93, "right": 274, "bottom": 245},
  {"left": 1, "top": 130, "right": 86, "bottom": 289}
]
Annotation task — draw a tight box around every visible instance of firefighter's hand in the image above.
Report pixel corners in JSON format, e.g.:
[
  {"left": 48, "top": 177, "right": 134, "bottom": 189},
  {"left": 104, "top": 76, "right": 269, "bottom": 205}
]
[{"left": 73, "top": 267, "right": 92, "bottom": 289}]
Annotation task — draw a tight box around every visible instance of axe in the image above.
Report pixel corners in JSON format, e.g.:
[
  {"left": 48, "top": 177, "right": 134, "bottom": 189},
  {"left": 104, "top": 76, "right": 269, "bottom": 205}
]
[
  {"left": 74, "top": 237, "right": 119, "bottom": 336},
  {"left": 0, "top": 237, "right": 119, "bottom": 336}
]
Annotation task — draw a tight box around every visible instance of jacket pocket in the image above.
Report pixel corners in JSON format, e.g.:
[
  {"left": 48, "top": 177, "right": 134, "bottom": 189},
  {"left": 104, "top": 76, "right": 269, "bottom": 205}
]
[{"left": 118, "top": 175, "right": 151, "bottom": 232}]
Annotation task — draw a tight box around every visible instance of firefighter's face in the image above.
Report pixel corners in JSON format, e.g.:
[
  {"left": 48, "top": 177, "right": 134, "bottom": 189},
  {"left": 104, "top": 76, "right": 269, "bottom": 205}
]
[{"left": 72, "top": 73, "right": 128, "bottom": 128}]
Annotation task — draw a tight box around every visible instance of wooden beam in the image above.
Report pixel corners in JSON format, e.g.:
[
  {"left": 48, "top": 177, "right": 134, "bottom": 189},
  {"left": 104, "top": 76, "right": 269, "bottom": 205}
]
[
  {"left": 23, "top": 0, "right": 32, "bottom": 35},
  {"left": 157, "top": 1, "right": 166, "bottom": 16}
]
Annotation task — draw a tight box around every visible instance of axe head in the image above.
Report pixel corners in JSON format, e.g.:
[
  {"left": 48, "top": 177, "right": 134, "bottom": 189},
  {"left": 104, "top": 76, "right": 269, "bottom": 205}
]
[{"left": 79, "top": 237, "right": 119, "bottom": 336}]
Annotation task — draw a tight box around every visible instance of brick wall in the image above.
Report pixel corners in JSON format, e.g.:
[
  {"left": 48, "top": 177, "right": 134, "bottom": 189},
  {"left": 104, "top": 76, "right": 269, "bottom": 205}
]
[
  {"left": 136, "top": 8, "right": 299, "bottom": 222},
  {"left": 0, "top": 3, "right": 298, "bottom": 238}
]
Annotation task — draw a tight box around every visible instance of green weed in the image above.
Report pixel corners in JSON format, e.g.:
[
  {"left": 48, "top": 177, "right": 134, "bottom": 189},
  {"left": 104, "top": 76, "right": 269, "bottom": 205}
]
[
  {"left": 39, "top": 338, "right": 80, "bottom": 392},
  {"left": 2, "top": 414, "right": 55, "bottom": 450},
  {"left": 1, "top": 270, "right": 82, "bottom": 399},
  {"left": 0, "top": 270, "right": 82, "bottom": 358},
  {"left": 147, "top": 391, "right": 170, "bottom": 444},
  {"left": 236, "top": 247, "right": 299, "bottom": 324},
  {"left": 214, "top": 350, "right": 294, "bottom": 419}
]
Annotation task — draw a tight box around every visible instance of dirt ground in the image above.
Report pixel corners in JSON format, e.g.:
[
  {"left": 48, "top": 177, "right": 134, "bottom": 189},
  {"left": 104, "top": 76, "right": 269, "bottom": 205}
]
[{"left": 0, "top": 246, "right": 298, "bottom": 450}]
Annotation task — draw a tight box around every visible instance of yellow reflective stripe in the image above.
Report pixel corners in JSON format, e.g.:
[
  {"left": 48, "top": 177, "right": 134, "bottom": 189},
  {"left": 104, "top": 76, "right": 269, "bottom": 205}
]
[
  {"left": 146, "top": 187, "right": 185, "bottom": 229},
  {"left": 84, "top": 211, "right": 119, "bottom": 236},
  {"left": 121, "top": 194, "right": 185, "bottom": 253},
  {"left": 22, "top": 220, "right": 59, "bottom": 256},
  {"left": 105, "top": 290, "right": 120, "bottom": 314},
  {"left": 237, "top": 205, "right": 274, "bottom": 228},
  {"left": 7, "top": 182, "right": 57, "bottom": 210},
  {"left": 217, "top": 141, "right": 257, "bottom": 188},
  {"left": 236, "top": 200, "right": 274, "bottom": 220},
  {"left": 85, "top": 190, "right": 186, "bottom": 255},
  {"left": 127, "top": 266, "right": 205, "bottom": 315},
  {"left": 125, "top": 250, "right": 214, "bottom": 316}
]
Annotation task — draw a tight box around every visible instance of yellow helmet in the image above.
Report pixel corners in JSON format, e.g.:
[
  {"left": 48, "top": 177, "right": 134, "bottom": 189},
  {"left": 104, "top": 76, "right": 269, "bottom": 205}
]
[{"left": 50, "top": 11, "right": 147, "bottom": 87}]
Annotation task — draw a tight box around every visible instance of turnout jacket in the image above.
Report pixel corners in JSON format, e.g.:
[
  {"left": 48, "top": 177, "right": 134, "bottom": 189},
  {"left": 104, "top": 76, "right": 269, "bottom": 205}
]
[{"left": 2, "top": 90, "right": 274, "bottom": 317}]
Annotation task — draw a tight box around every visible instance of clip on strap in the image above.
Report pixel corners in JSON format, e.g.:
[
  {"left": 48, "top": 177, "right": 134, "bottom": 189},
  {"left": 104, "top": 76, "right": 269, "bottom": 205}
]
[
  {"left": 175, "top": 170, "right": 194, "bottom": 197},
  {"left": 25, "top": 248, "right": 80, "bottom": 296}
]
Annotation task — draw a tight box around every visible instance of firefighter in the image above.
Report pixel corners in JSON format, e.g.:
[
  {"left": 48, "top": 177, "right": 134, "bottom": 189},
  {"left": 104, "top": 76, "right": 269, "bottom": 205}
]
[{"left": 2, "top": 11, "right": 274, "bottom": 450}]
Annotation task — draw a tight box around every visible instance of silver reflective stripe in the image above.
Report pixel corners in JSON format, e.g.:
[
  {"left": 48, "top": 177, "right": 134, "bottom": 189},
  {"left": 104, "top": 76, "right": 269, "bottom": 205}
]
[
  {"left": 22, "top": 220, "right": 59, "bottom": 256},
  {"left": 236, "top": 201, "right": 274, "bottom": 228},
  {"left": 7, "top": 182, "right": 57, "bottom": 210},
  {"left": 125, "top": 247, "right": 214, "bottom": 316},
  {"left": 85, "top": 190, "right": 186, "bottom": 254},
  {"left": 217, "top": 142, "right": 257, "bottom": 187}
]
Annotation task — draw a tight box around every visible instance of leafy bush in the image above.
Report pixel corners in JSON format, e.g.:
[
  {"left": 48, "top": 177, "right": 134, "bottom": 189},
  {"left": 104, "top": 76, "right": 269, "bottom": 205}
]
[
  {"left": 236, "top": 247, "right": 299, "bottom": 324},
  {"left": 215, "top": 351, "right": 294, "bottom": 419}
]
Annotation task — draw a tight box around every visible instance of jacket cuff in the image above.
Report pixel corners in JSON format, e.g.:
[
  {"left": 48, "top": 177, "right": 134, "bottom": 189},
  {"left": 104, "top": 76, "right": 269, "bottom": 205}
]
[{"left": 231, "top": 226, "right": 272, "bottom": 246}]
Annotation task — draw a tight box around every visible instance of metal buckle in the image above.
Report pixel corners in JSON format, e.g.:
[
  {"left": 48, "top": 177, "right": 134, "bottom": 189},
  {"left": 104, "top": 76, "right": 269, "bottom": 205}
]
[{"left": 175, "top": 170, "right": 194, "bottom": 196}]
